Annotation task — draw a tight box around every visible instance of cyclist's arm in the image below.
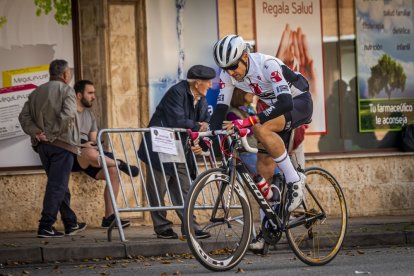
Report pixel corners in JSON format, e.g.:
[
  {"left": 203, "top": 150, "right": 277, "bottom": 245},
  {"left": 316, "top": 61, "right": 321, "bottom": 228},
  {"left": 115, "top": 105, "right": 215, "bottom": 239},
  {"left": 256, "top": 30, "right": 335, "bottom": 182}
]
[
  {"left": 209, "top": 71, "right": 235, "bottom": 130},
  {"left": 256, "top": 59, "right": 293, "bottom": 124}
]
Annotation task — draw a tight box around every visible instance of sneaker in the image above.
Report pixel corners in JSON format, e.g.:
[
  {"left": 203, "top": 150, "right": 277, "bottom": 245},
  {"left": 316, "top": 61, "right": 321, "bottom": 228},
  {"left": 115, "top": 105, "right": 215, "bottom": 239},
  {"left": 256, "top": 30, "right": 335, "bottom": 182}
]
[
  {"left": 195, "top": 230, "right": 211, "bottom": 239},
  {"left": 182, "top": 230, "right": 211, "bottom": 239},
  {"left": 286, "top": 172, "right": 306, "bottom": 212},
  {"left": 248, "top": 231, "right": 266, "bottom": 253},
  {"left": 117, "top": 159, "right": 139, "bottom": 177},
  {"left": 157, "top": 228, "right": 178, "bottom": 239},
  {"left": 101, "top": 214, "right": 130, "bottom": 229},
  {"left": 37, "top": 226, "right": 64, "bottom": 238},
  {"left": 65, "top": 223, "right": 87, "bottom": 236}
]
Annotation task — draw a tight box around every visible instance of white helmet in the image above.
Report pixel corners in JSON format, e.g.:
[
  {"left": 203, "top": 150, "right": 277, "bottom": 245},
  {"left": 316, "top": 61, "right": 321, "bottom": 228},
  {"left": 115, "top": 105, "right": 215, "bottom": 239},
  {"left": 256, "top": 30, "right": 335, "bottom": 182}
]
[{"left": 213, "top": 35, "right": 246, "bottom": 68}]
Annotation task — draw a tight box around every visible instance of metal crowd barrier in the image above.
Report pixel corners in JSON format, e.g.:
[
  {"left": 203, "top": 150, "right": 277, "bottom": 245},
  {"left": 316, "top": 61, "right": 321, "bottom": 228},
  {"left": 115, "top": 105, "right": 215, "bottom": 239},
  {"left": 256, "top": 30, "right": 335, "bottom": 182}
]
[{"left": 96, "top": 128, "right": 240, "bottom": 242}]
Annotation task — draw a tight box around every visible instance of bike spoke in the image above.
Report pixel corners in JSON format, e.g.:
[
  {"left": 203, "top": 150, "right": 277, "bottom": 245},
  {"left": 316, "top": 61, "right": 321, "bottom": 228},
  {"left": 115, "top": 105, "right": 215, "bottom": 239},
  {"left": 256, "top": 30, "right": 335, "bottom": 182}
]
[{"left": 286, "top": 167, "right": 347, "bottom": 266}]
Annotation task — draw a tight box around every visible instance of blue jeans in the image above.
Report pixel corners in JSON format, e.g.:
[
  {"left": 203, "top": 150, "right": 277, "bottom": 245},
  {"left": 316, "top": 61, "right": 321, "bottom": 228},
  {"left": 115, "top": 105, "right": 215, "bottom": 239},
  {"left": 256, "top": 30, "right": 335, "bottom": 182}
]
[
  {"left": 239, "top": 153, "right": 280, "bottom": 175},
  {"left": 37, "top": 143, "right": 77, "bottom": 230}
]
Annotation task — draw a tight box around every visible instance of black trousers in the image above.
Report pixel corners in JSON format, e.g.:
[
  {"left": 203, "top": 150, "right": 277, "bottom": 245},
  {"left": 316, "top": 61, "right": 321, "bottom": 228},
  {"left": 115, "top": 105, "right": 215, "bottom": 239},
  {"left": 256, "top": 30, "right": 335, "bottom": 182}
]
[
  {"left": 146, "top": 164, "right": 200, "bottom": 235},
  {"left": 37, "top": 143, "right": 77, "bottom": 230}
]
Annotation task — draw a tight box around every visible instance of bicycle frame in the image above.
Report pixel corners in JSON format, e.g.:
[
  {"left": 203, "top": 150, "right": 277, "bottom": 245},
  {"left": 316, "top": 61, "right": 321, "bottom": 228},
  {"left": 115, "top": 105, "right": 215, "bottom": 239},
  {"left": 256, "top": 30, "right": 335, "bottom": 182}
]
[
  {"left": 188, "top": 128, "right": 324, "bottom": 233},
  {"left": 221, "top": 131, "right": 323, "bottom": 234},
  {"left": 218, "top": 132, "right": 287, "bottom": 233}
]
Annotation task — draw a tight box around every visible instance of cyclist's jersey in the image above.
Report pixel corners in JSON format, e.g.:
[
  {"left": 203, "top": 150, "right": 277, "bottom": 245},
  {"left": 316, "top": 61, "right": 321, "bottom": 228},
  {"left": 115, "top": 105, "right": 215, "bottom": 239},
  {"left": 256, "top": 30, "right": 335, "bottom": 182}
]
[{"left": 217, "top": 53, "right": 309, "bottom": 107}]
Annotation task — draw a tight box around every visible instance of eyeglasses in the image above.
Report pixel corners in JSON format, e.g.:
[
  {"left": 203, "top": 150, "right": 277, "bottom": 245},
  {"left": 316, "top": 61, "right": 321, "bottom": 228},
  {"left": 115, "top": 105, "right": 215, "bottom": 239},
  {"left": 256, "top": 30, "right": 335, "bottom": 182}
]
[{"left": 222, "top": 60, "right": 240, "bottom": 71}]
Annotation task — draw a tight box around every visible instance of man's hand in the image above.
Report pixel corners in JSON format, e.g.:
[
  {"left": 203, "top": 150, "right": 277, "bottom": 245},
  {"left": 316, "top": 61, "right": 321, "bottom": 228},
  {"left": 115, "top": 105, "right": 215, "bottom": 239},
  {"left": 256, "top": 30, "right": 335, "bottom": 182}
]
[
  {"left": 189, "top": 138, "right": 204, "bottom": 155},
  {"left": 198, "top": 122, "right": 209, "bottom": 132},
  {"left": 276, "top": 24, "right": 317, "bottom": 99},
  {"left": 191, "top": 144, "right": 204, "bottom": 155},
  {"left": 81, "top": 140, "right": 98, "bottom": 149},
  {"left": 35, "top": 131, "right": 48, "bottom": 142},
  {"left": 226, "top": 116, "right": 258, "bottom": 130},
  {"left": 276, "top": 24, "right": 296, "bottom": 70},
  {"left": 222, "top": 120, "right": 234, "bottom": 131}
]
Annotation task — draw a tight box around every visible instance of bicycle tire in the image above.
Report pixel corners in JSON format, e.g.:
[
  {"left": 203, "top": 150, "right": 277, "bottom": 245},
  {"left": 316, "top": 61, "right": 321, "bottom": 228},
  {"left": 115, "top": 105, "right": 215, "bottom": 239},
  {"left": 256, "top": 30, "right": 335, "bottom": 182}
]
[
  {"left": 183, "top": 168, "right": 252, "bottom": 271},
  {"left": 286, "top": 167, "right": 348, "bottom": 266}
]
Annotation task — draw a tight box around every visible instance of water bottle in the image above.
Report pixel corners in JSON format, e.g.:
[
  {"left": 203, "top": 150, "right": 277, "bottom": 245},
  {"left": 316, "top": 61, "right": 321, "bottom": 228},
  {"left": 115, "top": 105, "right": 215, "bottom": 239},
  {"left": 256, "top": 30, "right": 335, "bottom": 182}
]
[{"left": 253, "top": 175, "right": 274, "bottom": 201}]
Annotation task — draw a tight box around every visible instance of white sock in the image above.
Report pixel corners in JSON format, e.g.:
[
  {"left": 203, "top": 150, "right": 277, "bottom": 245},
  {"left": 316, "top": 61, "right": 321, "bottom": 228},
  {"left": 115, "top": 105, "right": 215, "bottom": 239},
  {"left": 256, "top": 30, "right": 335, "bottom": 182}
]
[{"left": 273, "top": 150, "right": 299, "bottom": 184}]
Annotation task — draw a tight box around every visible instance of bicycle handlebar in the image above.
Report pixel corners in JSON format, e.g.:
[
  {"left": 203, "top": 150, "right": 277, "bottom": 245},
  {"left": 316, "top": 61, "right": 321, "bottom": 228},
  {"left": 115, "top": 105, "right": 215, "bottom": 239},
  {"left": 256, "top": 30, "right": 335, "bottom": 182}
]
[{"left": 187, "top": 128, "right": 258, "bottom": 154}]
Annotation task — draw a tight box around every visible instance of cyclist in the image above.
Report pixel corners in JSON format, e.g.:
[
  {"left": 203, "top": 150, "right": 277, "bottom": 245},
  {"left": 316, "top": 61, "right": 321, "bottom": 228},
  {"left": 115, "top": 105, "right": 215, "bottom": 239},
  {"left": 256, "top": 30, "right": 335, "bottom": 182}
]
[{"left": 210, "top": 34, "right": 313, "bottom": 215}]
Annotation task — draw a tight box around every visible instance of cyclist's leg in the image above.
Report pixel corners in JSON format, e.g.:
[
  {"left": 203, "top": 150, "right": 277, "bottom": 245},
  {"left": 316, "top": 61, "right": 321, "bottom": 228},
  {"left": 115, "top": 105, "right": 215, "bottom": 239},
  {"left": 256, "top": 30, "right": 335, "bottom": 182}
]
[
  {"left": 254, "top": 116, "right": 307, "bottom": 212},
  {"left": 256, "top": 150, "right": 277, "bottom": 181},
  {"left": 254, "top": 116, "right": 300, "bottom": 184}
]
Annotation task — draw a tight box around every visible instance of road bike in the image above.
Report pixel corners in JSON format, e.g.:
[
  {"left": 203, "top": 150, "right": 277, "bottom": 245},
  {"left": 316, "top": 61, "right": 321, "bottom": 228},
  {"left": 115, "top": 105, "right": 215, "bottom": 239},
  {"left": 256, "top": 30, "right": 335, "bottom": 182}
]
[{"left": 183, "top": 127, "right": 348, "bottom": 271}]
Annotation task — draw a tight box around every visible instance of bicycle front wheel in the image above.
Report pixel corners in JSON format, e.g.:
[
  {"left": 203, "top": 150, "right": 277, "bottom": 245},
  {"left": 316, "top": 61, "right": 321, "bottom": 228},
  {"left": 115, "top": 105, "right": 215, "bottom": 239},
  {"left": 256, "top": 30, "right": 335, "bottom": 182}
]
[
  {"left": 183, "top": 168, "right": 252, "bottom": 272},
  {"left": 286, "top": 167, "right": 347, "bottom": 266}
]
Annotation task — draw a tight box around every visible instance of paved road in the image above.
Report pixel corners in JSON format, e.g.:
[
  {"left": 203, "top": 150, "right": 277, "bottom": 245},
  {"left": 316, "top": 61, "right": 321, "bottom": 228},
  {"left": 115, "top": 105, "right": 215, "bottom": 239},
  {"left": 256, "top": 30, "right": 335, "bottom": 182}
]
[{"left": 1, "top": 245, "right": 413, "bottom": 275}]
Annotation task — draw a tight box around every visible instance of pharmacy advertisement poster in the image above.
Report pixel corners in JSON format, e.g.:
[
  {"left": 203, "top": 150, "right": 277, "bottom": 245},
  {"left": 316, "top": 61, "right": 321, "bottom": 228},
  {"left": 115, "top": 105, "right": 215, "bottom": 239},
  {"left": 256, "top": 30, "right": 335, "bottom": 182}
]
[
  {"left": 0, "top": 84, "right": 42, "bottom": 167},
  {"left": 0, "top": 0, "right": 74, "bottom": 167},
  {"left": 2, "top": 65, "right": 49, "bottom": 88},
  {"left": 356, "top": 0, "right": 414, "bottom": 132},
  {"left": 0, "top": 84, "right": 37, "bottom": 141},
  {"left": 255, "top": 0, "right": 326, "bottom": 134}
]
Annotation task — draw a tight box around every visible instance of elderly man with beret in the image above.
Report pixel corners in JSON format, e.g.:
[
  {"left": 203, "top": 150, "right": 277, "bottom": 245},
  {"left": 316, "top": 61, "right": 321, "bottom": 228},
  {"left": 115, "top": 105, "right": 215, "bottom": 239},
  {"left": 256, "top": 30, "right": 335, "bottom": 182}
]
[{"left": 138, "top": 65, "right": 216, "bottom": 239}]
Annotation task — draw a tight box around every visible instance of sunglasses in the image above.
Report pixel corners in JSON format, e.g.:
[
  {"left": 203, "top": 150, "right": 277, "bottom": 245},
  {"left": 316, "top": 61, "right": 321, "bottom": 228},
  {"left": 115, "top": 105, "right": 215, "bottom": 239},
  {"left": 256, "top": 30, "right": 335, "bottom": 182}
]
[{"left": 222, "top": 60, "right": 240, "bottom": 71}]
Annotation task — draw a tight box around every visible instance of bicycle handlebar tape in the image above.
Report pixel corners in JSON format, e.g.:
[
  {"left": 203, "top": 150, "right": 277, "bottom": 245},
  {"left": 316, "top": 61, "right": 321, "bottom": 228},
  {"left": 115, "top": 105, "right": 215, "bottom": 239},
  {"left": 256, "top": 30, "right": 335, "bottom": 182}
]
[
  {"left": 232, "top": 116, "right": 257, "bottom": 129},
  {"left": 187, "top": 129, "right": 199, "bottom": 141},
  {"left": 202, "top": 137, "right": 212, "bottom": 149},
  {"left": 238, "top": 128, "right": 250, "bottom": 137}
]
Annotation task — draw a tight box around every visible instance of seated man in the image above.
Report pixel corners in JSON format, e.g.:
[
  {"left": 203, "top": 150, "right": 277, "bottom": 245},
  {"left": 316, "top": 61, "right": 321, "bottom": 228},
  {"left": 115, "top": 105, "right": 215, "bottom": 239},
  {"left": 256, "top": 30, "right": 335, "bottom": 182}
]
[{"left": 72, "top": 80, "right": 139, "bottom": 228}]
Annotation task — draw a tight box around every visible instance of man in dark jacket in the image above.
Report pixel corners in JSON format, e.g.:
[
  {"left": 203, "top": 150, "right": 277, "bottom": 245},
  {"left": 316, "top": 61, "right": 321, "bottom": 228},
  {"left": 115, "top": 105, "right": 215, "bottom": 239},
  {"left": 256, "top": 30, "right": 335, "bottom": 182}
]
[{"left": 138, "top": 65, "right": 215, "bottom": 239}]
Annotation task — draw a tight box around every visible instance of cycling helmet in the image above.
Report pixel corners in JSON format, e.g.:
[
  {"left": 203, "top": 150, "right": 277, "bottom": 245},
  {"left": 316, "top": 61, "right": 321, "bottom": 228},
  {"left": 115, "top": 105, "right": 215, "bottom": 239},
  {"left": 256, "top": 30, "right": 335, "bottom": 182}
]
[{"left": 213, "top": 35, "right": 246, "bottom": 68}]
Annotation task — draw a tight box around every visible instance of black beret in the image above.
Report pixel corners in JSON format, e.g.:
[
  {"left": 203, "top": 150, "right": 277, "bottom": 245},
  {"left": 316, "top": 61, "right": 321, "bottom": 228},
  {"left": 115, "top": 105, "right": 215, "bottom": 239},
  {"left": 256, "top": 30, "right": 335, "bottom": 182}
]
[{"left": 187, "top": 65, "right": 216, "bottom": 80}]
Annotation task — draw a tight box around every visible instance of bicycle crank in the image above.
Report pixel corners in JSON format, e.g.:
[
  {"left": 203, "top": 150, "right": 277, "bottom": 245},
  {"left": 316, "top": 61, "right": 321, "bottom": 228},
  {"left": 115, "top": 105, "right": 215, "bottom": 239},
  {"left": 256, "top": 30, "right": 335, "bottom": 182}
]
[{"left": 261, "top": 217, "right": 283, "bottom": 245}]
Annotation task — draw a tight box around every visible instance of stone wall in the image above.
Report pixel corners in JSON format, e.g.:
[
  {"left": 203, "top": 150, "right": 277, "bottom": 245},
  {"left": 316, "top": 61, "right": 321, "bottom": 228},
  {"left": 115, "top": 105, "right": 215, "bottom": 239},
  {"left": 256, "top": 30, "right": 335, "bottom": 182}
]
[
  {"left": 307, "top": 154, "right": 414, "bottom": 217},
  {"left": 0, "top": 154, "right": 413, "bottom": 232}
]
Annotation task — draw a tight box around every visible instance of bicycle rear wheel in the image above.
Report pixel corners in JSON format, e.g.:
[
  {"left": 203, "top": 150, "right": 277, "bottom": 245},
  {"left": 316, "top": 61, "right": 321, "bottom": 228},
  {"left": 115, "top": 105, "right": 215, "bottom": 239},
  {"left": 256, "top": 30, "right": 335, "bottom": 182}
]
[
  {"left": 286, "top": 167, "right": 347, "bottom": 266},
  {"left": 183, "top": 168, "right": 252, "bottom": 271}
]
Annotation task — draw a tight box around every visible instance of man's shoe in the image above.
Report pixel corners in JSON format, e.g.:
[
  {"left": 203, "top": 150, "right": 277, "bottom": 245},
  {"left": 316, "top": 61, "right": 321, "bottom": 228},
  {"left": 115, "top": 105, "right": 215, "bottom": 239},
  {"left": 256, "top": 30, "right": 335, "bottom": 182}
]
[
  {"left": 182, "top": 229, "right": 211, "bottom": 239},
  {"left": 101, "top": 214, "right": 130, "bottom": 228},
  {"left": 37, "top": 226, "right": 64, "bottom": 238},
  {"left": 195, "top": 230, "right": 211, "bottom": 239},
  {"left": 117, "top": 159, "right": 139, "bottom": 177},
  {"left": 248, "top": 231, "right": 266, "bottom": 254},
  {"left": 286, "top": 172, "right": 306, "bottom": 212},
  {"left": 65, "top": 223, "right": 87, "bottom": 236},
  {"left": 157, "top": 229, "right": 178, "bottom": 239}
]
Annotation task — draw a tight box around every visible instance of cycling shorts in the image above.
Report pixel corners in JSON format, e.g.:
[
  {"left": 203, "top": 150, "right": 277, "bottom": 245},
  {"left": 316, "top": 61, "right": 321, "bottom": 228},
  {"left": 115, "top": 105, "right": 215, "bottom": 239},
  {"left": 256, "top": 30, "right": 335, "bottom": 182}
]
[{"left": 257, "top": 92, "right": 313, "bottom": 146}]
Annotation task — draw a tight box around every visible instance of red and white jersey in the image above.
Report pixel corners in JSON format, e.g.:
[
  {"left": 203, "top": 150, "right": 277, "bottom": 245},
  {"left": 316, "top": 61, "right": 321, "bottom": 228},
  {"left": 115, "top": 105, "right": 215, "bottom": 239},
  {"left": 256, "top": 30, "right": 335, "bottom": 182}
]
[{"left": 217, "top": 53, "right": 308, "bottom": 107}]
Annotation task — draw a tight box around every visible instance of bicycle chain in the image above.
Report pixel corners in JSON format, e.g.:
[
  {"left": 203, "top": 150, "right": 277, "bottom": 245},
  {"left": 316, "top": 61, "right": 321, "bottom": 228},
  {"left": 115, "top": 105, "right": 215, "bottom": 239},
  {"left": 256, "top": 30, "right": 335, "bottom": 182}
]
[{"left": 261, "top": 216, "right": 283, "bottom": 245}]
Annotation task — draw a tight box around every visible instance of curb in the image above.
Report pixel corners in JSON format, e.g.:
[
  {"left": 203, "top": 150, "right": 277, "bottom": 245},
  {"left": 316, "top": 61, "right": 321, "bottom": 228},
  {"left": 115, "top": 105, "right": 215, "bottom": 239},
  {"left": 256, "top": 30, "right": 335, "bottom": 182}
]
[{"left": 1, "top": 231, "right": 413, "bottom": 264}]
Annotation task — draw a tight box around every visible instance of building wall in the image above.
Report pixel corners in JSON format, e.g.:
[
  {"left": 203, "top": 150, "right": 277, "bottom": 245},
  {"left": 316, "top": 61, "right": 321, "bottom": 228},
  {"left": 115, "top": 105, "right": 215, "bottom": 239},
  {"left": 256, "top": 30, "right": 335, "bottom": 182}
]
[{"left": 1, "top": 154, "right": 413, "bottom": 232}]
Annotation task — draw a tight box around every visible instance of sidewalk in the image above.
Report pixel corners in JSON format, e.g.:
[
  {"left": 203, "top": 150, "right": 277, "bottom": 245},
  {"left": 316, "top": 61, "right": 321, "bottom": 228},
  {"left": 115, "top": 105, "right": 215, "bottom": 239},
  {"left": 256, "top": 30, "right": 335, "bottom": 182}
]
[{"left": 1, "top": 216, "right": 413, "bottom": 265}]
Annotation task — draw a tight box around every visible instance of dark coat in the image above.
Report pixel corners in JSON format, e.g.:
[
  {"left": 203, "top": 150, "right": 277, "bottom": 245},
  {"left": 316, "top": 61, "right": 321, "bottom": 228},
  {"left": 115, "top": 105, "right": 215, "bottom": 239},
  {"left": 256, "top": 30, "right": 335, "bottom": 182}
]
[{"left": 138, "top": 80, "right": 210, "bottom": 176}]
